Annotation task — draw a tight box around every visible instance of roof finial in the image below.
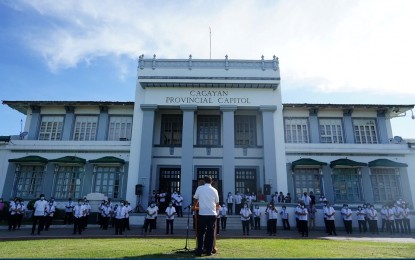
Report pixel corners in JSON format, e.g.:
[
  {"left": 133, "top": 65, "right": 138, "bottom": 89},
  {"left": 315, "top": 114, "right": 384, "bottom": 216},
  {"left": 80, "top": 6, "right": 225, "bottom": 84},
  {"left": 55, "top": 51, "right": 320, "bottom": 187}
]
[
  {"left": 261, "top": 55, "right": 265, "bottom": 71},
  {"left": 152, "top": 54, "right": 156, "bottom": 70},
  {"left": 225, "top": 54, "right": 229, "bottom": 70},
  {"left": 188, "top": 54, "right": 192, "bottom": 70}
]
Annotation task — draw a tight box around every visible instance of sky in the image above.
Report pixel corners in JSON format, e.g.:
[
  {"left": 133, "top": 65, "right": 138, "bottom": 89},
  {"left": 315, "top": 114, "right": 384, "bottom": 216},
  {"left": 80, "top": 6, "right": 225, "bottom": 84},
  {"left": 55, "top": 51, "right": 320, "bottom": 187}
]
[{"left": 0, "top": 0, "right": 414, "bottom": 138}]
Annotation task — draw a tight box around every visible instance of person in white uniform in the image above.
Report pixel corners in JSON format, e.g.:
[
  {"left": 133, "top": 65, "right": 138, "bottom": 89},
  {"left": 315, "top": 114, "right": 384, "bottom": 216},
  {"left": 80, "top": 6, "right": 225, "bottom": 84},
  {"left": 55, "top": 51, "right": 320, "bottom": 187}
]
[{"left": 31, "top": 194, "right": 48, "bottom": 235}]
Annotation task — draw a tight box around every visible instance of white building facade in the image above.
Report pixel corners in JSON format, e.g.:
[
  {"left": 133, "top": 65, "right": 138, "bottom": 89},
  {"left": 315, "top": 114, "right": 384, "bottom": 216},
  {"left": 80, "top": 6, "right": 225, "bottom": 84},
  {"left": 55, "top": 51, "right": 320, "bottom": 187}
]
[{"left": 1, "top": 56, "right": 414, "bottom": 215}]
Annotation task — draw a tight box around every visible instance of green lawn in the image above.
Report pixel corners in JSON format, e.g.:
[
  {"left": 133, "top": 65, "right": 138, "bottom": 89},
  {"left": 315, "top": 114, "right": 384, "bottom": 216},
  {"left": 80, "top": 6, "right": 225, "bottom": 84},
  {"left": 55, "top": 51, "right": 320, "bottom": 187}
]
[{"left": 0, "top": 238, "right": 413, "bottom": 258}]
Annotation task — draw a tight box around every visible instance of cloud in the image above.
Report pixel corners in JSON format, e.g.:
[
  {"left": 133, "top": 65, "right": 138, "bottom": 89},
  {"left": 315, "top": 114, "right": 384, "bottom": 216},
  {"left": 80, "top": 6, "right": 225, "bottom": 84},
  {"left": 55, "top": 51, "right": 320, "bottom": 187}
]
[{"left": 6, "top": 0, "right": 415, "bottom": 96}]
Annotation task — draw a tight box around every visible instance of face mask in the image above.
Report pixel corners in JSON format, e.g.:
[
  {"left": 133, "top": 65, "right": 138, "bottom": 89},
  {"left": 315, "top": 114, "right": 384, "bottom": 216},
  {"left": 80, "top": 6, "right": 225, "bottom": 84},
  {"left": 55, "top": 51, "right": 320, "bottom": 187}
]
[
  {"left": 244, "top": 205, "right": 248, "bottom": 208},
  {"left": 169, "top": 204, "right": 173, "bottom": 207},
  {"left": 151, "top": 204, "right": 155, "bottom": 207},
  {"left": 40, "top": 197, "right": 45, "bottom": 200},
  {"left": 301, "top": 205, "right": 304, "bottom": 209}
]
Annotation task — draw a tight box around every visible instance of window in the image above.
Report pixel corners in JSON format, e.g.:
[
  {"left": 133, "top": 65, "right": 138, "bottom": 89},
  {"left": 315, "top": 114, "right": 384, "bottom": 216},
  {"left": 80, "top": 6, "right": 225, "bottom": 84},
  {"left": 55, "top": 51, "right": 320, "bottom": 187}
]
[
  {"left": 332, "top": 168, "right": 363, "bottom": 202},
  {"left": 94, "top": 166, "right": 122, "bottom": 199},
  {"left": 13, "top": 165, "right": 45, "bottom": 199},
  {"left": 108, "top": 116, "right": 132, "bottom": 141},
  {"left": 353, "top": 119, "right": 378, "bottom": 144},
  {"left": 235, "top": 168, "right": 257, "bottom": 195},
  {"left": 284, "top": 118, "right": 309, "bottom": 143},
  {"left": 54, "top": 166, "right": 83, "bottom": 199},
  {"left": 160, "top": 115, "right": 183, "bottom": 145},
  {"left": 73, "top": 116, "right": 98, "bottom": 141},
  {"left": 319, "top": 119, "right": 344, "bottom": 144},
  {"left": 370, "top": 168, "right": 401, "bottom": 202},
  {"left": 293, "top": 168, "right": 322, "bottom": 200},
  {"left": 38, "top": 116, "right": 64, "bottom": 140},
  {"left": 235, "top": 116, "right": 257, "bottom": 147},
  {"left": 159, "top": 168, "right": 181, "bottom": 194},
  {"left": 197, "top": 115, "right": 220, "bottom": 146}
]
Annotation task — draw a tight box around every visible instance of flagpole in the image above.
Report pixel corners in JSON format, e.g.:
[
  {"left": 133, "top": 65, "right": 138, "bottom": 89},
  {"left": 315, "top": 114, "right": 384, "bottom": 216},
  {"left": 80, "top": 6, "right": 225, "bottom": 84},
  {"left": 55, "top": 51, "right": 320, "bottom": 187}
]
[{"left": 209, "top": 27, "right": 211, "bottom": 59}]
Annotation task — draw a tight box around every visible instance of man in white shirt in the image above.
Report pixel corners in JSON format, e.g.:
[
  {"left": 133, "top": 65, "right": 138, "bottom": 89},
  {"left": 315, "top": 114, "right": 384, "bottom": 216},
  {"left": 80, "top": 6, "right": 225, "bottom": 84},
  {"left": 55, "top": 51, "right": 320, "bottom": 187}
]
[
  {"left": 144, "top": 202, "right": 158, "bottom": 233},
  {"left": 31, "top": 194, "right": 48, "bottom": 235},
  {"left": 115, "top": 202, "right": 127, "bottom": 235},
  {"left": 234, "top": 192, "right": 242, "bottom": 217},
  {"left": 356, "top": 206, "right": 367, "bottom": 233},
  {"left": 44, "top": 200, "right": 56, "bottom": 231},
  {"left": 240, "top": 203, "right": 252, "bottom": 236},
  {"left": 73, "top": 199, "right": 85, "bottom": 235},
  {"left": 175, "top": 193, "right": 184, "bottom": 218},
  {"left": 341, "top": 204, "right": 353, "bottom": 234},
  {"left": 368, "top": 204, "right": 379, "bottom": 234},
  {"left": 253, "top": 205, "right": 261, "bottom": 230},
  {"left": 64, "top": 198, "right": 74, "bottom": 225},
  {"left": 219, "top": 204, "right": 228, "bottom": 230},
  {"left": 298, "top": 203, "right": 308, "bottom": 237},
  {"left": 301, "top": 192, "right": 311, "bottom": 207},
  {"left": 226, "top": 192, "right": 234, "bottom": 215},
  {"left": 165, "top": 202, "right": 176, "bottom": 235},
  {"left": 323, "top": 201, "right": 337, "bottom": 236},
  {"left": 193, "top": 176, "right": 219, "bottom": 257},
  {"left": 393, "top": 203, "right": 404, "bottom": 234}
]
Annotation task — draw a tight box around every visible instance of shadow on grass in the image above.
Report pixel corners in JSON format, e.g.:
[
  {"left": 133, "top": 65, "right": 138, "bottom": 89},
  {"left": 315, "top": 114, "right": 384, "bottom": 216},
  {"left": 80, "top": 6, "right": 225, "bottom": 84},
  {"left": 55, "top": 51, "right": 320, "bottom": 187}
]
[{"left": 124, "top": 248, "right": 199, "bottom": 259}]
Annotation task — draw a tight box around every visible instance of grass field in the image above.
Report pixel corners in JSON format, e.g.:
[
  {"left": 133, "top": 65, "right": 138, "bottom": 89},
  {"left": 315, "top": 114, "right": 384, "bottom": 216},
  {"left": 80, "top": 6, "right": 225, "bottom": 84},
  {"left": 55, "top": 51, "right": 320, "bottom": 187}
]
[{"left": 0, "top": 238, "right": 414, "bottom": 258}]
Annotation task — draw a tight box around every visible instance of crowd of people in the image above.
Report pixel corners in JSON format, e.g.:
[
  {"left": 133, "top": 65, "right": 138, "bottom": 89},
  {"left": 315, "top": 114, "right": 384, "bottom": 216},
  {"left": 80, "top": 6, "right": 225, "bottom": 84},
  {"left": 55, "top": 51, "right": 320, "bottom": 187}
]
[
  {"left": 1, "top": 189, "right": 412, "bottom": 240},
  {"left": 221, "top": 190, "right": 412, "bottom": 237}
]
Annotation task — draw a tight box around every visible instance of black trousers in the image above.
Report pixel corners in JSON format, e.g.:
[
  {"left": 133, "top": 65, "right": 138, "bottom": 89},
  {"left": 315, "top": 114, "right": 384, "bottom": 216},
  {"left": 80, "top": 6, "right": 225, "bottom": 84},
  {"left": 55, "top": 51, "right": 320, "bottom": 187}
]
[
  {"left": 32, "top": 216, "right": 45, "bottom": 234},
  {"left": 254, "top": 217, "right": 260, "bottom": 230},
  {"left": 45, "top": 216, "right": 53, "bottom": 230},
  {"left": 369, "top": 219, "right": 379, "bottom": 234},
  {"left": 8, "top": 214, "right": 17, "bottom": 231},
  {"left": 144, "top": 218, "right": 156, "bottom": 232},
  {"left": 344, "top": 220, "right": 353, "bottom": 234},
  {"left": 395, "top": 219, "right": 404, "bottom": 233},
  {"left": 403, "top": 218, "right": 411, "bottom": 233},
  {"left": 166, "top": 219, "right": 174, "bottom": 234},
  {"left": 115, "top": 218, "right": 124, "bottom": 235},
  {"left": 227, "top": 203, "right": 233, "bottom": 215},
  {"left": 326, "top": 220, "right": 337, "bottom": 235},
  {"left": 282, "top": 219, "right": 291, "bottom": 230},
  {"left": 358, "top": 220, "right": 367, "bottom": 232},
  {"left": 221, "top": 216, "right": 227, "bottom": 230},
  {"left": 269, "top": 219, "right": 277, "bottom": 235},
  {"left": 64, "top": 212, "right": 72, "bottom": 225},
  {"left": 73, "top": 217, "right": 83, "bottom": 234},
  {"left": 16, "top": 214, "right": 23, "bottom": 229},
  {"left": 196, "top": 215, "right": 216, "bottom": 255},
  {"left": 299, "top": 220, "right": 308, "bottom": 237},
  {"left": 242, "top": 220, "right": 250, "bottom": 235}
]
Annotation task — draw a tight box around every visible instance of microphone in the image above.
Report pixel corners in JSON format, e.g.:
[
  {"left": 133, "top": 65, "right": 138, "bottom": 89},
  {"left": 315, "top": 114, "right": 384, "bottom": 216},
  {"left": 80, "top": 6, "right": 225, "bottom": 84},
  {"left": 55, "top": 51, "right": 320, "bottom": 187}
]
[{"left": 184, "top": 204, "right": 192, "bottom": 209}]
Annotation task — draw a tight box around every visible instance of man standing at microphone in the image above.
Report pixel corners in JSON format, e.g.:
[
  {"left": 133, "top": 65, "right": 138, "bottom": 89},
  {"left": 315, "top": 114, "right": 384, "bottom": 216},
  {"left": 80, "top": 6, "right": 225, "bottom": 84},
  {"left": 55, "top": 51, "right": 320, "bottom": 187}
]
[{"left": 193, "top": 176, "right": 219, "bottom": 257}]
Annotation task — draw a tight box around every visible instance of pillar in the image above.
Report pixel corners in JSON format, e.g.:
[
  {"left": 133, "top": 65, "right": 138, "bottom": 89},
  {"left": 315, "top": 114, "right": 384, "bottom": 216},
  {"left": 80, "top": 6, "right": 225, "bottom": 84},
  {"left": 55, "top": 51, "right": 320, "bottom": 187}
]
[{"left": 221, "top": 105, "right": 237, "bottom": 199}]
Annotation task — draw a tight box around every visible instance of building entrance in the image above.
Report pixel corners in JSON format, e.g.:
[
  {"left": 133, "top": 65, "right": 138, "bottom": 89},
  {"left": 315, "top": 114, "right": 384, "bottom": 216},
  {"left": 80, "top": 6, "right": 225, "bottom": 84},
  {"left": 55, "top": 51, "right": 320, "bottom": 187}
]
[
  {"left": 192, "top": 167, "right": 223, "bottom": 203},
  {"left": 159, "top": 168, "right": 181, "bottom": 195},
  {"left": 235, "top": 168, "right": 257, "bottom": 196}
]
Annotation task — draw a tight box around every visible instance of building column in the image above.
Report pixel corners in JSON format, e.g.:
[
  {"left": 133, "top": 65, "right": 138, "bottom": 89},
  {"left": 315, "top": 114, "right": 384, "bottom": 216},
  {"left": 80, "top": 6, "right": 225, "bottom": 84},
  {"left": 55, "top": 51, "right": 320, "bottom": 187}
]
[
  {"left": 260, "top": 105, "right": 278, "bottom": 193},
  {"left": 62, "top": 106, "right": 75, "bottom": 141},
  {"left": 322, "top": 165, "right": 334, "bottom": 203},
  {"left": 221, "top": 105, "right": 237, "bottom": 200},
  {"left": 180, "top": 105, "right": 197, "bottom": 207},
  {"left": 28, "top": 106, "right": 41, "bottom": 140},
  {"left": 309, "top": 108, "right": 319, "bottom": 143},
  {"left": 96, "top": 106, "right": 109, "bottom": 141},
  {"left": 361, "top": 167, "right": 374, "bottom": 203},
  {"left": 137, "top": 104, "right": 157, "bottom": 206},
  {"left": 399, "top": 168, "right": 414, "bottom": 207},
  {"left": 376, "top": 110, "right": 389, "bottom": 144},
  {"left": 343, "top": 109, "right": 354, "bottom": 144}
]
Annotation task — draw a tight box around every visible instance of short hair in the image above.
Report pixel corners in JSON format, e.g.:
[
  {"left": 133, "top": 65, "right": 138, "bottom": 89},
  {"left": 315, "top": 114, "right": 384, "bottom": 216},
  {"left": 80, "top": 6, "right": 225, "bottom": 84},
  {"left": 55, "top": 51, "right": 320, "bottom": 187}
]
[{"left": 203, "top": 176, "right": 212, "bottom": 184}]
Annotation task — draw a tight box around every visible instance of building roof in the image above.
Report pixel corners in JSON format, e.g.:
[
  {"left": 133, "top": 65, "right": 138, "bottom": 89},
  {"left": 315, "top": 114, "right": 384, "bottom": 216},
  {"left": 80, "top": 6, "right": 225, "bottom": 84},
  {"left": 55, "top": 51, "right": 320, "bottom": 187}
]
[
  {"left": 283, "top": 103, "right": 414, "bottom": 118},
  {"left": 2, "top": 101, "right": 134, "bottom": 114},
  {"left": 3, "top": 100, "right": 414, "bottom": 117}
]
